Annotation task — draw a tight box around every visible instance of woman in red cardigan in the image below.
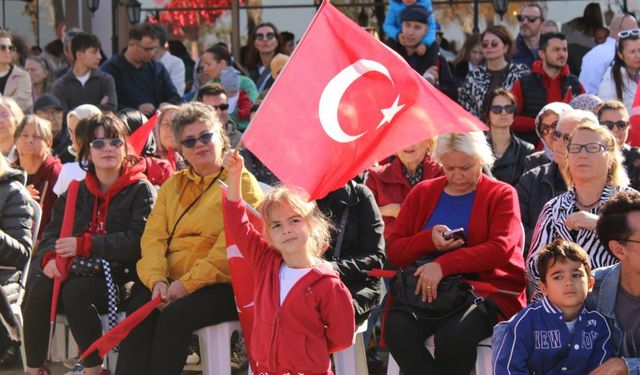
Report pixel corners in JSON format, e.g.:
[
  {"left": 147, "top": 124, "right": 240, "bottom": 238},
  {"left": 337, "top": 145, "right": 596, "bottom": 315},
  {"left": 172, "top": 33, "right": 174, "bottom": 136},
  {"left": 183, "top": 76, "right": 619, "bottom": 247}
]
[
  {"left": 366, "top": 138, "right": 443, "bottom": 239},
  {"left": 384, "top": 131, "right": 527, "bottom": 375}
]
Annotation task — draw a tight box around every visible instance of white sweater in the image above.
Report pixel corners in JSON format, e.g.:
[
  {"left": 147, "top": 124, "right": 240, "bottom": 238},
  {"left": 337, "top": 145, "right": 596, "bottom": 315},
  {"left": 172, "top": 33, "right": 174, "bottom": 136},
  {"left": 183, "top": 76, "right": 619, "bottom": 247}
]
[{"left": 598, "top": 66, "right": 638, "bottom": 112}]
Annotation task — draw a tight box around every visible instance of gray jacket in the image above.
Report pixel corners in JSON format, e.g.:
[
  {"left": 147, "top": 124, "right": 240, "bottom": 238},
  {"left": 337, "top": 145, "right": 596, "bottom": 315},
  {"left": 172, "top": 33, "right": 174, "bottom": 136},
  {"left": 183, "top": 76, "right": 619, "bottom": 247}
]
[
  {"left": 586, "top": 264, "right": 640, "bottom": 375},
  {"left": 0, "top": 167, "right": 33, "bottom": 281},
  {"left": 51, "top": 68, "right": 118, "bottom": 112}
]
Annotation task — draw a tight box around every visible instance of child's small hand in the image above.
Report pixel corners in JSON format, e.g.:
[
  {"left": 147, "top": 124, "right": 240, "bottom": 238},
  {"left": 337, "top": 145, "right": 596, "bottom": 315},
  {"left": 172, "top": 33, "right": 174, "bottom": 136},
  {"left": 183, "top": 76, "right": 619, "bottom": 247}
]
[
  {"left": 416, "top": 43, "right": 427, "bottom": 56},
  {"left": 222, "top": 149, "right": 244, "bottom": 175}
]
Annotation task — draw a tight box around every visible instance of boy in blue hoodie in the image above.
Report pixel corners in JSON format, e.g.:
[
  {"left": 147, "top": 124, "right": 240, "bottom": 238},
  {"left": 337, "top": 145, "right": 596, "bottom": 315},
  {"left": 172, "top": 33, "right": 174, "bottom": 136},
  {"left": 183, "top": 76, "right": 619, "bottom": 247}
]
[
  {"left": 383, "top": 0, "right": 436, "bottom": 56},
  {"left": 494, "top": 239, "right": 612, "bottom": 374}
]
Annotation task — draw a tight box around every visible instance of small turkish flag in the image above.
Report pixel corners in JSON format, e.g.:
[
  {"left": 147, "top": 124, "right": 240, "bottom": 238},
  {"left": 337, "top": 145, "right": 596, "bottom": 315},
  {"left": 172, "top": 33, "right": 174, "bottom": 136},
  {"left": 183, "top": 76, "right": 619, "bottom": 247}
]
[
  {"left": 629, "top": 86, "right": 640, "bottom": 147},
  {"left": 242, "top": 1, "right": 487, "bottom": 200}
]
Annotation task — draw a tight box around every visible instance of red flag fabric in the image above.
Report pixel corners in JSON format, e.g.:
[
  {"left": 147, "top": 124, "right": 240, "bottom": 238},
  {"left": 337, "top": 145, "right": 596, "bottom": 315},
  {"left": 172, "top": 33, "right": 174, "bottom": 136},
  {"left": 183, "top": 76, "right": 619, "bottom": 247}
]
[
  {"left": 80, "top": 296, "right": 162, "bottom": 360},
  {"left": 242, "top": 1, "right": 487, "bottom": 200},
  {"left": 50, "top": 180, "right": 81, "bottom": 323},
  {"left": 128, "top": 113, "right": 158, "bottom": 155},
  {"left": 220, "top": 182, "right": 260, "bottom": 372},
  {"left": 629, "top": 86, "right": 640, "bottom": 147}
]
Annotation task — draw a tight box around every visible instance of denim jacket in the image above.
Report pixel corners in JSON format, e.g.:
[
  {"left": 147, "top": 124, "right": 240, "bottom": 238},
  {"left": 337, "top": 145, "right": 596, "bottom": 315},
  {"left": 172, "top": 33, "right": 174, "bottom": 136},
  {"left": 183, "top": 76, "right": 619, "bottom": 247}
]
[{"left": 586, "top": 264, "right": 640, "bottom": 374}]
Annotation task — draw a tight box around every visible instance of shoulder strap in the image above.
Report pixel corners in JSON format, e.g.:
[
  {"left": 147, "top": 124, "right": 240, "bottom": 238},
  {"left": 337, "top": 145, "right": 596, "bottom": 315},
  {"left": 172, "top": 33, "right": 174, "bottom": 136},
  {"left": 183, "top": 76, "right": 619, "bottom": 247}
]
[
  {"left": 60, "top": 180, "right": 81, "bottom": 237},
  {"left": 332, "top": 205, "right": 350, "bottom": 260}
]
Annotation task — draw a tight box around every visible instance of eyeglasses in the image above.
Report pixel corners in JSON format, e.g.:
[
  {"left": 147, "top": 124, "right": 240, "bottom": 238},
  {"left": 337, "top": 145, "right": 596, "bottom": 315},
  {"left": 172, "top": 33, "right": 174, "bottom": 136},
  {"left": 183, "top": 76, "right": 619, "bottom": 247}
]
[
  {"left": 567, "top": 143, "right": 612, "bottom": 154},
  {"left": 601, "top": 120, "right": 630, "bottom": 130},
  {"left": 552, "top": 130, "right": 571, "bottom": 143},
  {"left": 516, "top": 15, "right": 542, "bottom": 23},
  {"left": 618, "top": 28, "right": 640, "bottom": 39},
  {"left": 615, "top": 238, "right": 640, "bottom": 244},
  {"left": 490, "top": 104, "right": 516, "bottom": 114},
  {"left": 481, "top": 40, "right": 501, "bottom": 48},
  {"left": 539, "top": 120, "right": 558, "bottom": 135},
  {"left": 90, "top": 138, "right": 124, "bottom": 150},
  {"left": 211, "top": 103, "right": 229, "bottom": 111},
  {"left": 255, "top": 32, "right": 276, "bottom": 41},
  {"left": 135, "top": 42, "right": 159, "bottom": 53},
  {"left": 0, "top": 112, "right": 12, "bottom": 119},
  {"left": 180, "top": 131, "right": 216, "bottom": 149},
  {"left": 0, "top": 44, "right": 15, "bottom": 52}
]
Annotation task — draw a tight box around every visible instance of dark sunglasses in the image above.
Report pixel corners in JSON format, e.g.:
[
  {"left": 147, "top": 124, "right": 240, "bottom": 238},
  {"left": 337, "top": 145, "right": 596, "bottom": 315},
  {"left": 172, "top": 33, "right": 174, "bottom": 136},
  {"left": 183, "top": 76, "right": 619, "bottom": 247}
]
[
  {"left": 90, "top": 138, "right": 124, "bottom": 149},
  {"left": 516, "top": 15, "right": 542, "bottom": 23},
  {"left": 601, "top": 120, "right": 630, "bottom": 130},
  {"left": 490, "top": 104, "right": 516, "bottom": 115},
  {"left": 180, "top": 131, "right": 216, "bottom": 149},
  {"left": 0, "top": 44, "right": 16, "bottom": 52},
  {"left": 539, "top": 120, "right": 558, "bottom": 135},
  {"left": 567, "top": 143, "right": 612, "bottom": 154},
  {"left": 255, "top": 32, "right": 276, "bottom": 41},
  {"left": 482, "top": 40, "right": 500, "bottom": 48},
  {"left": 211, "top": 103, "right": 229, "bottom": 111},
  {"left": 552, "top": 130, "right": 571, "bottom": 143}
]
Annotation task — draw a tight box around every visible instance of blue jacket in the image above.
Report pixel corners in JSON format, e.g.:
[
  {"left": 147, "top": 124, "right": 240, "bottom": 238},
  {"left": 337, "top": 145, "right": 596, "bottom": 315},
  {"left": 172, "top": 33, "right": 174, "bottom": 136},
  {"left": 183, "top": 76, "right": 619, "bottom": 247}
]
[
  {"left": 586, "top": 264, "right": 640, "bottom": 375},
  {"left": 494, "top": 296, "right": 612, "bottom": 374},
  {"left": 383, "top": 0, "right": 436, "bottom": 47},
  {"left": 512, "top": 34, "right": 540, "bottom": 68}
]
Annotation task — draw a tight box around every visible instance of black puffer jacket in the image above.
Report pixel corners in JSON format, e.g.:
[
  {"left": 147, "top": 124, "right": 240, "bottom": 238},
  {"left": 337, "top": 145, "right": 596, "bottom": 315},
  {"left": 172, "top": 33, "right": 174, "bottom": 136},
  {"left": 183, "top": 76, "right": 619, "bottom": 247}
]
[
  {"left": 515, "top": 162, "right": 567, "bottom": 255},
  {"left": 489, "top": 134, "right": 535, "bottom": 186},
  {"left": 316, "top": 181, "right": 386, "bottom": 324},
  {"left": 0, "top": 167, "right": 33, "bottom": 275}
]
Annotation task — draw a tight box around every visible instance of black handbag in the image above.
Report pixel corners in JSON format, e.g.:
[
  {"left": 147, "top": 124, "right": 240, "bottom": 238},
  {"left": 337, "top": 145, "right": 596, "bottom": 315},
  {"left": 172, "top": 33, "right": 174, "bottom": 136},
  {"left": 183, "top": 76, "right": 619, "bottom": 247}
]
[{"left": 391, "top": 255, "right": 475, "bottom": 320}]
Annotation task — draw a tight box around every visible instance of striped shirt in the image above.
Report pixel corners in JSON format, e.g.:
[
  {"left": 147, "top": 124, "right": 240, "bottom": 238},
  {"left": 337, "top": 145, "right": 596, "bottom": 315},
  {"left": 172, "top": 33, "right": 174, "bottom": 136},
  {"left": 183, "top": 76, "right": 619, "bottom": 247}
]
[{"left": 526, "top": 185, "right": 635, "bottom": 299}]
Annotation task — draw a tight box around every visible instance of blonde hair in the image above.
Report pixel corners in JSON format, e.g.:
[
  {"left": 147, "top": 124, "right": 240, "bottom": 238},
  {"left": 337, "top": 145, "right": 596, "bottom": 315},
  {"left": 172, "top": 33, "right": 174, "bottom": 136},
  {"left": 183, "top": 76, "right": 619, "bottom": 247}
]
[
  {"left": 14, "top": 114, "right": 53, "bottom": 150},
  {"left": 0, "top": 97, "right": 25, "bottom": 125},
  {"left": 0, "top": 154, "right": 9, "bottom": 176},
  {"left": 566, "top": 120, "right": 629, "bottom": 188},
  {"left": 258, "top": 185, "right": 332, "bottom": 258},
  {"left": 433, "top": 131, "right": 495, "bottom": 169}
]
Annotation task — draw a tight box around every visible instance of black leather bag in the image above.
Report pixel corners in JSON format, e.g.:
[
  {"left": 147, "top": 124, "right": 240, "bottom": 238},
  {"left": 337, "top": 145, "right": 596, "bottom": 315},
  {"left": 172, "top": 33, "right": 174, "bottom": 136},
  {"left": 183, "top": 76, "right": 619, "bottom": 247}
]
[{"left": 391, "top": 256, "right": 475, "bottom": 319}]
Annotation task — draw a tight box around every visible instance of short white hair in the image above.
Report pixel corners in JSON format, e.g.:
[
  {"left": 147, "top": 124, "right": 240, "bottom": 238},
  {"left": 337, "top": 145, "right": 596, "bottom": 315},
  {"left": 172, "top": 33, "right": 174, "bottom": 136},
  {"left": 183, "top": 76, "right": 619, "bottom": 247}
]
[
  {"left": 558, "top": 109, "right": 598, "bottom": 128},
  {"left": 66, "top": 104, "right": 102, "bottom": 124},
  {"left": 433, "top": 132, "right": 495, "bottom": 169}
]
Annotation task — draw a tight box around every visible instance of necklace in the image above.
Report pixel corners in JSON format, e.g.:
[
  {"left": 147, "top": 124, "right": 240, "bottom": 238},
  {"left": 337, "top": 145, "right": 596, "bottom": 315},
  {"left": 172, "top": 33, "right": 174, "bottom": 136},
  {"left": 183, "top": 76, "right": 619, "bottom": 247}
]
[{"left": 576, "top": 194, "right": 600, "bottom": 209}]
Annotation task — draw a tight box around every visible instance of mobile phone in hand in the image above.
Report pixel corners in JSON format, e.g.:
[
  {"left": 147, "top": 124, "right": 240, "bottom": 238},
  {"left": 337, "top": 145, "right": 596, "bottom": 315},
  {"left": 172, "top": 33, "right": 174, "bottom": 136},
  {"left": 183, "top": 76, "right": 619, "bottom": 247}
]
[{"left": 443, "top": 228, "right": 466, "bottom": 242}]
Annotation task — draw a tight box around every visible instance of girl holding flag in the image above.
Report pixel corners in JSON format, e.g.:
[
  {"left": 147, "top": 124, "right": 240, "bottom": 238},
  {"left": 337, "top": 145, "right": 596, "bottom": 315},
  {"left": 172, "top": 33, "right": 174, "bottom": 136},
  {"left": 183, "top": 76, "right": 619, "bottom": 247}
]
[
  {"left": 22, "top": 114, "right": 156, "bottom": 375},
  {"left": 222, "top": 150, "right": 355, "bottom": 375}
]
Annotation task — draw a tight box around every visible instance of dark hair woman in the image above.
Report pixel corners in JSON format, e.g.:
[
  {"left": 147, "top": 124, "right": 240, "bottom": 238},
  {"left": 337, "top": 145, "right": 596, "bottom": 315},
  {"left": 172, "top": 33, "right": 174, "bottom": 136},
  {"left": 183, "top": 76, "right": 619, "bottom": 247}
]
[
  {"left": 22, "top": 114, "right": 156, "bottom": 375},
  {"left": 483, "top": 88, "right": 534, "bottom": 186},
  {"left": 459, "top": 25, "right": 529, "bottom": 118},
  {"left": 242, "top": 22, "right": 283, "bottom": 92},
  {"left": 598, "top": 29, "right": 640, "bottom": 113}
]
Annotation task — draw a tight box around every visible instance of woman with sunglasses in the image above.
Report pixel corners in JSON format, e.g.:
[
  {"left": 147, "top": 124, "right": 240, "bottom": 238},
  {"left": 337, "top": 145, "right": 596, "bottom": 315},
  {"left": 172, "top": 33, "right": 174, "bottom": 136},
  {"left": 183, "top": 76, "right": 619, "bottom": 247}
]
[
  {"left": 0, "top": 31, "right": 32, "bottom": 113},
  {"left": 116, "top": 102, "right": 263, "bottom": 375},
  {"left": 22, "top": 114, "right": 155, "bottom": 375},
  {"left": 598, "top": 99, "right": 640, "bottom": 190},
  {"left": 242, "top": 22, "right": 282, "bottom": 93},
  {"left": 526, "top": 119, "right": 633, "bottom": 299},
  {"left": 13, "top": 115, "right": 61, "bottom": 236},
  {"left": 483, "top": 88, "right": 534, "bottom": 186},
  {"left": 598, "top": 29, "right": 640, "bottom": 112},
  {"left": 459, "top": 25, "right": 529, "bottom": 118},
  {"left": 523, "top": 102, "right": 573, "bottom": 171}
]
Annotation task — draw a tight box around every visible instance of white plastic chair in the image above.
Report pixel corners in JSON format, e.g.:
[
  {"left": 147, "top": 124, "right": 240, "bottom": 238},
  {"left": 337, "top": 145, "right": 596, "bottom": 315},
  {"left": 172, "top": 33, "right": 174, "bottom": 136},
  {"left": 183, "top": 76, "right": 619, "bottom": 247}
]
[
  {"left": 386, "top": 336, "right": 493, "bottom": 375},
  {"left": 334, "top": 320, "right": 369, "bottom": 375},
  {"left": 195, "top": 320, "right": 242, "bottom": 375}
]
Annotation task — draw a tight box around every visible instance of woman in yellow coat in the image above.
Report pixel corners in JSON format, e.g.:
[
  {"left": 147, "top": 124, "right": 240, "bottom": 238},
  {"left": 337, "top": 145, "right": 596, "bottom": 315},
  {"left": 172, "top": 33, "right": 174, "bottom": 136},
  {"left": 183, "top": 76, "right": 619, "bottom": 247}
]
[{"left": 116, "top": 102, "right": 263, "bottom": 375}]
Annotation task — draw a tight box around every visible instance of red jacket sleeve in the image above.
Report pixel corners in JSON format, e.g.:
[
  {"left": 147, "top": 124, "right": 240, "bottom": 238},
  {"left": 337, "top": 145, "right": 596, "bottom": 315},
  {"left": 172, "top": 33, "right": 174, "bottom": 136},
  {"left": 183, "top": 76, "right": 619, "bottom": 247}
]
[
  {"left": 222, "top": 198, "right": 275, "bottom": 269},
  {"left": 435, "top": 185, "right": 522, "bottom": 276},
  {"left": 386, "top": 186, "right": 439, "bottom": 268},
  {"left": 319, "top": 277, "right": 356, "bottom": 353},
  {"left": 510, "top": 80, "right": 536, "bottom": 133}
]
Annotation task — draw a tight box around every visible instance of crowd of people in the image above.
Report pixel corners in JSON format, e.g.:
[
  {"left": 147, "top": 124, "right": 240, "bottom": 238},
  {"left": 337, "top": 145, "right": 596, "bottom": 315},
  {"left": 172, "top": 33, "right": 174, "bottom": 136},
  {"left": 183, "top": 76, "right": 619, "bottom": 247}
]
[{"left": 0, "top": 1, "right": 639, "bottom": 375}]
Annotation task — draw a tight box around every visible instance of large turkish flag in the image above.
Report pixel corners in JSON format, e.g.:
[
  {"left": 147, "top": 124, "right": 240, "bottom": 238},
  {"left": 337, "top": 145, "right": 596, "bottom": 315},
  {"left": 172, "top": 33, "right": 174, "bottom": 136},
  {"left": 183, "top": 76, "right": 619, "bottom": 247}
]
[
  {"left": 242, "top": 1, "right": 487, "bottom": 200},
  {"left": 629, "top": 86, "right": 640, "bottom": 147}
]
